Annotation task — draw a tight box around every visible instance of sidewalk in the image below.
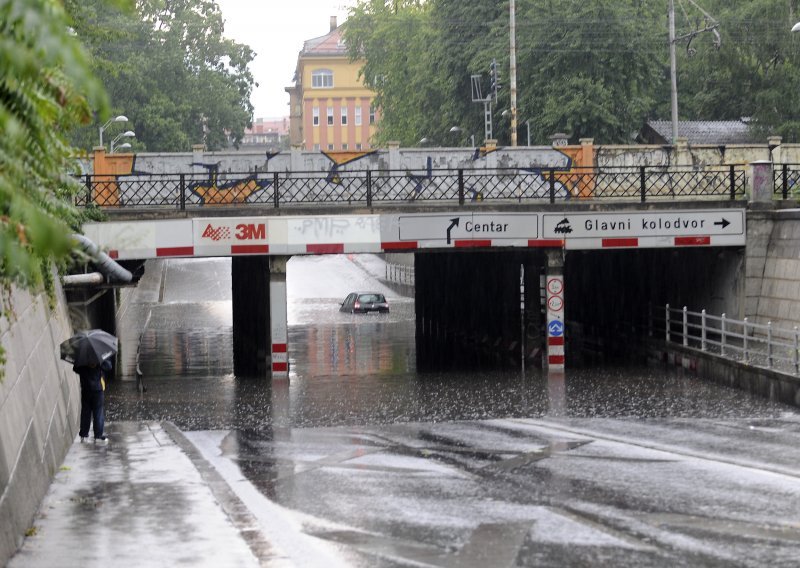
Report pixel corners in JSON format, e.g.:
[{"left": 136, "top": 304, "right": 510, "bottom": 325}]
[{"left": 8, "top": 422, "right": 284, "bottom": 568}]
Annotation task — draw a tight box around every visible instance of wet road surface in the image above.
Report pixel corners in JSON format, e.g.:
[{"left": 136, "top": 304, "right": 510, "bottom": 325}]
[{"left": 107, "top": 256, "right": 800, "bottom": 567}]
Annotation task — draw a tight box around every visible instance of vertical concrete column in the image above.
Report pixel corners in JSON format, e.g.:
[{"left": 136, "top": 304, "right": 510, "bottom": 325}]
[
  {"left": 750, "top": 161, "right": 774, "bottom": 203},
  {"left": 545, "top": 249, "right": 565, "bottom": 371},
  {"left": 768, "top": 136, "right": 782, "bottom": 165},
  {"left": 290, "top": 144, "right": 304, "bottom": 172},
  {"left": 675, "top": 137, "right": 691, "bottom": 167},
  {"left": 191, "top": 144, "right": 205, "bottom": 173},
  {"left": 387, "top": 141, "right": 401, "bottom": 171},
  {"left": 270, "top": 256, "right": 289, "bottom": 379}
]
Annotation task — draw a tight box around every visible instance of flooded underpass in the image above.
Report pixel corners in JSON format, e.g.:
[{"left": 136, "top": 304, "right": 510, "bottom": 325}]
[{"left": 107, "top": 255, "right": 800, "bottom": 567}]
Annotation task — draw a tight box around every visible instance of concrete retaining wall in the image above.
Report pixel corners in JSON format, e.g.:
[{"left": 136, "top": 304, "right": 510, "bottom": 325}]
[
  {"left": 0, "top": 275, "right": 77, "bottom": 566},
  {"left": 746, "top": 209, "right": 800, "bottom": 330},
  {"left": 649, "top": 340, "right": 800, "bottom": 408}
]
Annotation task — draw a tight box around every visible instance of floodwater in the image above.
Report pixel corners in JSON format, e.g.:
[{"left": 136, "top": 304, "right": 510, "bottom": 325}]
[
  {"left": 109, "top": 255, "right": 791, "bottom": 430},
  {"left": 107, "top": 255, "right": 800, "bottom": 567}
]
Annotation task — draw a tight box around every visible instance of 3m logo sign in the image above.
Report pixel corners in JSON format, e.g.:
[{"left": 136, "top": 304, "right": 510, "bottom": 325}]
[
  {"left": 235, "top": 223, "right": 265, "bottom": 240},
  {"left": 202, "top": 224, "right": 231, "bottom": 241}
]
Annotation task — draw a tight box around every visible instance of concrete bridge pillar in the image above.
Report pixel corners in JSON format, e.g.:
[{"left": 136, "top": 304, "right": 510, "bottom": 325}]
[
  {"left": 232, "top": 256, "right": 270, "bottom": 376},
  {"left": 545, "top": 249, "right": 565, "bottom": 371},
  {"left": 750, "top": 161, "right": 774, "bottom": 203},
  {"left": 269, "top": 256, "right": 290, "bottom": 379}
]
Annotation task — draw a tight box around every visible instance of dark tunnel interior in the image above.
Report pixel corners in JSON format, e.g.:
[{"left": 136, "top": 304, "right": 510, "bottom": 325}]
[{"left": 414, "top": 247, "right": 744, "bottom": 370}]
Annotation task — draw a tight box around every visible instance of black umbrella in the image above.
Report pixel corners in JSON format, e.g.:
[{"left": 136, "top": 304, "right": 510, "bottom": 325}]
[{"left": 60, "top": 329, "right": 118, "bottom": 366}]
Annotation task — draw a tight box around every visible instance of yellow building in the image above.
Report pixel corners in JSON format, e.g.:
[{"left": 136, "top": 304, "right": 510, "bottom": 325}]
[{"left": 285, "top": 17, "right": 378, "bottom": 151}]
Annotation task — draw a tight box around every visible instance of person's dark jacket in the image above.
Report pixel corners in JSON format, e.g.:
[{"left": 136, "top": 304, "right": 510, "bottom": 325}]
[{"left": 73, "top": 360, "right": 112, "bottom": 391}]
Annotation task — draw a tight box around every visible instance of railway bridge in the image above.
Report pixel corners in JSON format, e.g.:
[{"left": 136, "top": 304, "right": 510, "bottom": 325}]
[{"left": 71, "top": 144, "right": 799, "bottom": 379}]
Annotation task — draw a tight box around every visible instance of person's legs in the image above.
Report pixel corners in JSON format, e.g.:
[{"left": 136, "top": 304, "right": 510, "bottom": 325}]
[
  {"left": 91, "top": 390, "right": 106, "bottom": 440},
  {"left": 79, "top": 389, "right": 91, "bottom": 439}
]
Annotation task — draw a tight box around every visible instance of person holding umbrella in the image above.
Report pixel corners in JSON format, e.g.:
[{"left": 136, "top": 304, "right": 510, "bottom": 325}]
[{"left": 60, "top": 329, "right": 118, "bottom": 445}]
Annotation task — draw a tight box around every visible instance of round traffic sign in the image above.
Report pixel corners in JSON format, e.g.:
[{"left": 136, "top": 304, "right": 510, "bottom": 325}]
[
  {"left": 547, "top": 296, "right": 564, "bottom": 312},
  {"left": 546, "top": 278, "right": 563, "bottom": 296}
]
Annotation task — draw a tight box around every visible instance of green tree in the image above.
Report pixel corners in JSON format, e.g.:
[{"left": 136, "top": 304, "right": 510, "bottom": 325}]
[
  {"left": 0, "top": 0, "right": 107, "bottom": 293},
  {"left": 346, "top": 0, "right": 666, "bottom": 145},
  {"left": 66, "top": 0, "right": 256, "bottom": 152}
]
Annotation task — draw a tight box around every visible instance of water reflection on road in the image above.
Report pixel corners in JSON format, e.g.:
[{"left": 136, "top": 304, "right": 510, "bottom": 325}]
[
  {"left": 107, "top": 256, "right": 800, "bottom": 567},
  {"left": 109, "top": 256, "right": 791, "bottom": 430}
]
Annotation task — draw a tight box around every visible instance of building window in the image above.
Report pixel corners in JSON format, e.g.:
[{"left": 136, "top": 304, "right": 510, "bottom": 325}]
[
  {"left": 369, "top": 105, "right": 376, "bottom": 125},
  {"left": 313, "top": 144, "right": 320, "bottom": 151},
  {"left": 355, "top": 106, "right": 362, "bottom": 126},
  {"left": 312, "top": 107, "right": 319, "bottom": 126},
  {"left": 342, "top": 143, "right": 348, "bottom": 150},
  {"left": 327, "top": 106, "right": 334, "bottom": 126},
  {"left": 356, "top": 143, "right": 362, "bottom": 150},
  {"left": 328, "top": 144, "right": 334, "bottom": 151},
  {"left": 312, "top": 69, "right": 333, "bottom": 88},
  {"left": 341, "top": 107, "right": 347, "bottom": 126}
]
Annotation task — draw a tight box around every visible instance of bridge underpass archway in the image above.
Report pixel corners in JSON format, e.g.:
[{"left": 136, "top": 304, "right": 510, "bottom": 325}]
[{"left": 563, "top": 247, "right": 744, "bottom": 365}]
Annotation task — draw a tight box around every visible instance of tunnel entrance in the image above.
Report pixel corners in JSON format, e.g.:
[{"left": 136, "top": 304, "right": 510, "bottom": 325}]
[{"left": 564, "top": 247, "right": 744, "bottom": 365}]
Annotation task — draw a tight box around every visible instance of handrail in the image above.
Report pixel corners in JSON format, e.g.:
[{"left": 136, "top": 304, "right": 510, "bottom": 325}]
[
  {"left": 385, "top": 263, "right": 415, "bottom": 286},
  {"left": 75, "top": 165, "right": 750, "bottom": 209},
  {"left": 656, "top": 304, "right": 799, "bottom": 375}
]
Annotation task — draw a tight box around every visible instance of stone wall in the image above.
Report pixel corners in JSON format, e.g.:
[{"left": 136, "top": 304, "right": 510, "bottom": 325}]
[{"left": 0, "top": 275, "right": 77, "bottom": 567}]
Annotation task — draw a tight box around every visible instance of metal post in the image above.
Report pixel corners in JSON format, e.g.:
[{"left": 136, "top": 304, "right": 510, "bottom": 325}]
[
  {"left": 701, "top": 309, "right": 707, "bottom": 351},
  {"left": 682, "top": 306, "right": 688, "bottom": 346},
  {"left": 84, "top": 174, "right": 92, "bottom": 205},
  {"left": 729, "top": 165, "right": 736, "bottom": 200},
  {"left": 520, "top": 263, "right": 525, "bottom": 371},
  {"left": 743, "top": 318, "right": 749, "bottom": 364},
  {"left": 179, "top": 174, "right": 186, "bottom": 210},
  {"left": 669, "top": 0, "right": 679, "bottom": 144},
  {"left": 640, "top": 166, "right": 646, "bottom": 203},
  {"left": 509, "top": 0, "right": 518, "bottom": 147},
  {"left": 768, "top": 322, "right": 773, "bottom": 368},
  {"left": 794, "top": 326, "right": 799, "bottom": 375},
  {"left": 665, "top": 303, "right": 670, "bottom": 342},
  {"left": 273, "top": 172, "right": 280, "bottom": 208},
  {"left": 366, "top": 169, "right": 372, "bottom": 207},
  {"left": 549, "top": 169, "right": 555, "bottom": 203},
  {"left": 458, "top": 169, "right": 465, "bottom": 205},
  {"left": 783, "top": 164, "right": 789, "bottom": 200},
  {"left": 648, "top": 302, "right": 653, "bottom": 337},
  {"left": 721, "top": 313, "right": 726, "bottom": 357}
]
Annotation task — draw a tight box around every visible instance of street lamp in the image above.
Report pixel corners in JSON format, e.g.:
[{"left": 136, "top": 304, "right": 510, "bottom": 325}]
[
  {"left": 110, "top": 130, "right": 135, "bottom": 153},
  {"left": 792, "top": 22, "right": 800, "bottom": 33},
  {"left": 449, "top": 126, "right": 475, "bottom": 147},
  {"left": 419, "top": 137, "right": 430, "bottom": 146},
  {"left": 99, "top": 115, "right": 128, "bottom": 148},
  {"left": 114, "top": 143, "right": 132, "bottom": 152}
]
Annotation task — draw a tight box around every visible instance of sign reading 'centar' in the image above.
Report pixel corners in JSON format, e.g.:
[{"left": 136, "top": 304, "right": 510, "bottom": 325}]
[
  {"left": 398, "top": 213, "right": 538, "bottom": 243},
  {"left": 543, "top": 210, "right": 745, "bottom": 239}
]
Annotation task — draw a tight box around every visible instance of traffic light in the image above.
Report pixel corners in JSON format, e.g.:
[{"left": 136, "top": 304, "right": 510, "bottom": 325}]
[{"left": 490, "top": 59, "right": 502, "bottom": 98}]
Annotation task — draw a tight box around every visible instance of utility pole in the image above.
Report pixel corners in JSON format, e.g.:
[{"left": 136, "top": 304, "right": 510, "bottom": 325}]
[
  {"left": 669, "top": 0, "right": 679, "bottom": 144},
  {"left": 510, "top": 0, "right": 518, "bottom": 146}
]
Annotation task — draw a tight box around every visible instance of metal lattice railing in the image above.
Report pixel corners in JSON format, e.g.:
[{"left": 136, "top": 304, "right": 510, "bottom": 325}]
[
  {"left": 773, "top": 164, "right": 800, "bottom": 199},
  {"left": 77, "top": 165, "right": 748, "bottom": 209},
  {"left": 657, "top": 304, "right": 800, "bottom": 376}
]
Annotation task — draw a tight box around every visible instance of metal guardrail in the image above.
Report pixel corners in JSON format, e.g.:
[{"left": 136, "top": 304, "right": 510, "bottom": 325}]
[
  {"left": 773, "top": 164, "right": 800, "bottom": 199},
  {"left": 385, "top": 263, "right": 415, "bottom": 286},
  {"left": 658, "top": 304, "right": 799, "bottom": 376},
  {"left": 77, "top": 165, "right": 748, "bottom": 209}
]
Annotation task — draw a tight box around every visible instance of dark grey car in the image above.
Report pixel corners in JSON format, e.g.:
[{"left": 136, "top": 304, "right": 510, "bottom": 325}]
[{"left": 340, "top": 292, "right": 390, "bottom": 314}]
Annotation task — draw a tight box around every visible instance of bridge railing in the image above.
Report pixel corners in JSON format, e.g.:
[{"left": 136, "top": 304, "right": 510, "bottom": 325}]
[
  {"left": 773, "top": 164, "right": 800, "bottom": 199},
  {"left": 656, "top": 304, "right": 799, "bottom": 376},
  {"left": 77, "top": 165, "right": 747, "bottom": 209}
]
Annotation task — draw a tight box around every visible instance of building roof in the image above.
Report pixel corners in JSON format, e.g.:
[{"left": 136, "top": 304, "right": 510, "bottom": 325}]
[
  {"left": 301, "top": 26, "right": 347, "bottom": 57},
  {"left": 641, "top": 120, "right": 759, "bottom": 145}
]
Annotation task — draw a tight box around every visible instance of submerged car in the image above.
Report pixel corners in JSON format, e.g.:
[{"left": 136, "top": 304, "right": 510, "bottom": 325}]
[{"left": 340, "top": 292, "right": 390, "bottom": 314}]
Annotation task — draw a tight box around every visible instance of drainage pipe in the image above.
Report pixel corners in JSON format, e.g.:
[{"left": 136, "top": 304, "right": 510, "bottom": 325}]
[
  {"left": 68, "top": 234, "right": 133, "bottom": 283},
  {"left": 62, "top": 272, "right": 105, "bottom": 286}
]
